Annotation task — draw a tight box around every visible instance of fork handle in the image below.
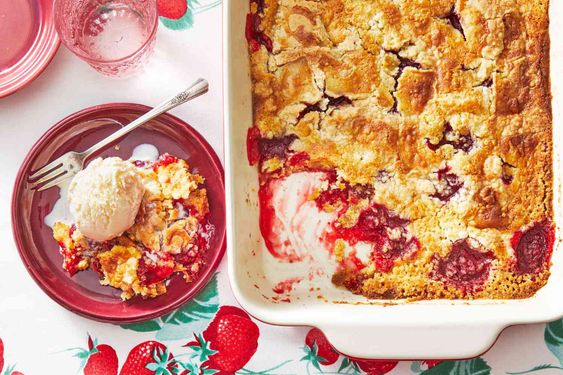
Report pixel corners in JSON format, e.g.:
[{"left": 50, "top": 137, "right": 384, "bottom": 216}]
[{"left": 82, "top": 78, "right": 209, "bottom": 158}]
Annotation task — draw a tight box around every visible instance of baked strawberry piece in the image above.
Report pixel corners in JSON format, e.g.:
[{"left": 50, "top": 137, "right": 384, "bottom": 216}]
[
  {"left": 511, "top": 221, "right": 555, "bottom": 275},
  {"left": 431, "top": 238, "right": 495, "bottom": 294}
]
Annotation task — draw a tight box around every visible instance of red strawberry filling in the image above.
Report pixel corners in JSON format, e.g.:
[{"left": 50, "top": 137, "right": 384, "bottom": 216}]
[
  {"left": 297, "top": 103, "right": 323, "bottom": 121},
  {"left": 336, "top": 272, "right": 366, "bottom": 292},
  {"left": 511, "top": 221, "right": 555, "bottom": 274},
  {"left": 59, "top": 243, "right": 82, "bottom": 276},
  {"left": 259, "top": 170, "right": 378, "bottom": 266},
  {"left": 391, "top": 53, "right": 422, "bottom": 76},
  {"left": 432, "top": 238, "right": 494, "bottom": 292},
  {"left": 296, "top": 95, "right": 352, "bottom": 121},
  {"left": 336, "top": 204, "right": 420, "bottom": 272},
  {"left": 172, "top": 198, "right": 197, "bottom": 217},
  {"left": 258, "top": 180, "right": 282, "bottom": 258},
  {"left": 193, "top": 224, "right": 211, "bottom": 252},
  {"left": 479, "top": 77, "right": 493, "bottom": 87},
  {"left": 246, "top": 126, "right": 299, "bottom": 166},
  {"left": 88, "top": 238, "right": 118, "bottom": 253},
  {"left": 501, "top": 173, "right": 513, "bottom": 185},
  {"left": 151, "top": 153, "right": 179, "bottom": 171},
  {"left": 259, "top": 134, "right": 298, "bottom": 161},
  {"left": 246, "top": 126, "right": 262, "bottom": 166},
  {"left": 288, "top": 151, "right": 310, "bottom": 167},
  {"left": 501, "top": 159, "right": 515, "bottom": 185},
  {"left": 138, "top": 252, "right": 175, "bottom": 285},
  {"left": 327, "top": 95, "right": 353, "bottom": 107},
  {"left": 431, "top": 166, "right": 463, "bottom": 202},
  {"left": 341, "top": 250, "right": 367, "bottom": 271},
  {"left": 173, "top": 222, "right": 210, "bottom": 280},
  {"left": 315, "top": 183, "right": 351, "bottom": 211},
  {"left": 173, "top": 249, "right": 199, "bottom": 269},
  {"left": 251, "top": 0, "right": 265, "bottom": 13},
  {"left": 131, "top": 159, "right": 150, "bottom": 168},
  {"left": 245, "top": 13, "right": 273, "bottom": 53},
  {"left": 426, "top": 122, "right": 473, "bottom": 152},
  {"left": 272, "top": 277, "right": 302, "bottom": 294},
  {"left": 441, "top": 5, "right": 465, "bottom": 39},
  {"left": 315, "top": 172, "right": 373, "bottom": 211},
  {"left": 59, "top": 224, "right": 84, "bottom": 276}
]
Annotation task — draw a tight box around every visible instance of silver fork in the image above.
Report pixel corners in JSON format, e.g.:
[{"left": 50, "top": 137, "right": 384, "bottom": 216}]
[{"left": 28, "top": 78, "right": 209, "bottom": 191}]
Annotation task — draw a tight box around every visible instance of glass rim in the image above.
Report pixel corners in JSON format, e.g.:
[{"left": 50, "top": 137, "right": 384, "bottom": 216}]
[{"left": 53, "top": 0, "right": 159, "bottom": 65}]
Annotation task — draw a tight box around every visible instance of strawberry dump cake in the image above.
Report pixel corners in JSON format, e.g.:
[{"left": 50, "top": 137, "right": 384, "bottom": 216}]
[
  {"left": 52, "top": 154, "right": 212, "bottom": 300},
  {"left": 246, "top": 0, "right": 554, "bottom": 299}
]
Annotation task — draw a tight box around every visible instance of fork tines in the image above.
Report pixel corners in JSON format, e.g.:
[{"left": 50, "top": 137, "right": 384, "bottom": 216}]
[{"left": 28, "top": 159, "right": 67, "bottom": 191}]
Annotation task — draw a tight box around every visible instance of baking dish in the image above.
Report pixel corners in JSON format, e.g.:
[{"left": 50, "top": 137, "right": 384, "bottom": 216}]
[{"left": 223, "top": 0, "right": 563, "bottom": 359}]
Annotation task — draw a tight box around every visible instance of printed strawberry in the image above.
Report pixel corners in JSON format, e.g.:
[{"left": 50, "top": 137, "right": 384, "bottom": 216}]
[
  {"left": 303, "top": 328, "right": 339, "bottom": 366},
  {"left": 157, "top": 0, "right": 188, "bottom": 19},
  {"left": 73, "top": 335, "right": 118, "bottom": 375},
  {"left": 120, "top": 341, "right": 177, "bottom": 375},
  {"left": 0, "top": 340, "right": 24, "bottom": 375},
  {"left": 0, "top": 338, "right": 4, "bottom": 373},
  {"left": 354, "top": 359, "right": 398, "bottom": 375},
  {"left": 187, "top": 306, "right": 260, "bottom": 373},
  {"left": 2, "top": 364, "right": 25, "bottom": 375},
  {"left": 423, "top": 360, "right": 442, "bottom": 369}
]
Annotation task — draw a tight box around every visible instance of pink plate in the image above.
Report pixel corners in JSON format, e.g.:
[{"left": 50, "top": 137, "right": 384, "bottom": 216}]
[
  {"left": 0, "top": 0, "right": 60, "bottom": 98},
  {"left": 11, "top": 104, "right": 226, "bottom": 323}
]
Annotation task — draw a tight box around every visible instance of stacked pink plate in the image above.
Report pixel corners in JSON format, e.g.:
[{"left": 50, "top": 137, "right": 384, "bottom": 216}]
[{"left": 0, "top": 0, "right": 60, "bottom": 98}]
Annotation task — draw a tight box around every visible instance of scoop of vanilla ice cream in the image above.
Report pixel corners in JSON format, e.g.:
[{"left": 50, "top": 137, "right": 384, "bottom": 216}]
[{"left": 68, "top": 157, "right": 144, "bottom": 242}]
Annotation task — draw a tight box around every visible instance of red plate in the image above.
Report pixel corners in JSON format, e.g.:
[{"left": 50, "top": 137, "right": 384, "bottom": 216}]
[
  {"left": 0, "top": 0, "right": 60, "bottom": 98},
  {"left": 11, "top": 104, "right": 226, "bottom": 323}
]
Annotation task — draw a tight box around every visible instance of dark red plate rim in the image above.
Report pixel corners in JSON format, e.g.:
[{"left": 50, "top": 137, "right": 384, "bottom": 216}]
[{"left": 11, "top": 103, "right": 226, "bottom": 323}]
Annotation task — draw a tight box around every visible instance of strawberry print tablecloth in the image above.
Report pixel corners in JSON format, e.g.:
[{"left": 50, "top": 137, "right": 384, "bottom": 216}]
[{"left": 0, "top": 1, "right": 562, "bottom": 374}]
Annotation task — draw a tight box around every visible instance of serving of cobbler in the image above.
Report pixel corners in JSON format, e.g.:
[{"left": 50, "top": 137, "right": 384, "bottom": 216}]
[
  {"left": 246, "top": 0, "right": 554, "bottom": 299},
  {"left": 53, "top": 154, "right": 213, "bottom": 300}
]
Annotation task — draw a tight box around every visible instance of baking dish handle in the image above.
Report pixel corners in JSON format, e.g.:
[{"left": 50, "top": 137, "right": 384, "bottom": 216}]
[{"left": 318, "top": 323, "right": 503, "bottom": 360}]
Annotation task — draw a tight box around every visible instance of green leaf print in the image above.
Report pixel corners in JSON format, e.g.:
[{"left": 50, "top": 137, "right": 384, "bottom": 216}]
[
  {"left": 120, "top": 273, "right": 219, "bottom": 340},
  {"left": 507, "top": 364, "right": 563, "bottom": 374},
  {"left": 331, "top": 357, "right": 361, "bottom": 375},
  {"left": 237, "top": 360, "right": 294, "bottom": 375},
  {"left": 192, "top": 0, "right": 221, "bottom": 14},
  {"left": 160, "top": 8, "right": 195, "bottom": 31},
  {"left": 546, "top": 319, "right": 563, "bottom": 366},
  {"left": 411, "top": 361, "right": 424, "bottom": 373},
  {"left": 300, "top": 343, "right": 326, "bottom": 372},
  {"left": 159, "top": 0, "right": 221, "bottom": 31},
  {"left": 505, "top": 320, "right": 563, "bottom": 374},
  {"left": 421, "top": 358, "right": 491, "bottom": 375}
]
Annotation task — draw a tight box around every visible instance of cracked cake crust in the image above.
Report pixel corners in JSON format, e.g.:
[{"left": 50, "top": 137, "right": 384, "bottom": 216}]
[{"left": 247, "top": 0, "right": 553, "bottom": 299}]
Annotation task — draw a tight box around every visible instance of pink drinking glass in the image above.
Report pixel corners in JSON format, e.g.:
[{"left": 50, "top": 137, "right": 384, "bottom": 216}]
[{"left": 54, "top": 0, "right": 158, "bottom": 77}]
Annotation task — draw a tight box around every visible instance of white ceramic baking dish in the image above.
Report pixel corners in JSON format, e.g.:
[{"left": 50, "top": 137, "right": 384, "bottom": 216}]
[{"left": 224, "top": 0, "right": 563, "bottom": 359}]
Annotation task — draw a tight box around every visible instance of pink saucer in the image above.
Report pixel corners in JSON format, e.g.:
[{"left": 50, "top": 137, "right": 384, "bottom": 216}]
[
  {"left": 0, "top": 0, "right": 60, "bottom": 98},
  {"left": 12, "top": 104, "right": 226, "bottom": 323}
]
